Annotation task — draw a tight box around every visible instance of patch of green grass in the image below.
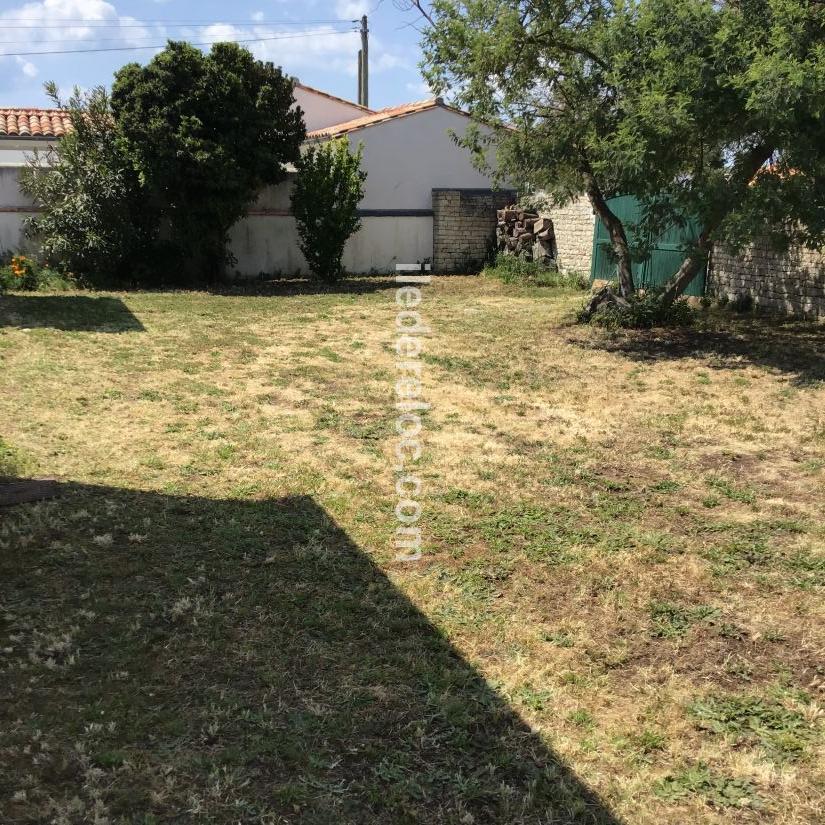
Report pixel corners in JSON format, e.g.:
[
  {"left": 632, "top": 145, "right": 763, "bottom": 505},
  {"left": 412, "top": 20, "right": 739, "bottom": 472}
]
[
  {"left": 705, "top": 475, "right": 757, "bottom": 505},
  {"left": 446, "top": 559, "right": 513, "bottom": 601},
  {"left": 655, "top": 764, "right": 760, "bottom": 809},
  {"left": 316, "top": 346, "right": 342, "bottom": 363},
  {"left": 542, "top": 630, "right": 575, "bottom": 648},
  {"left": 649, "top": 479, "right": 681, "bottom": 494},
  {"left": 0, "top": 436, "right": 33, "bottom": 477},
  {"left": 626, "top": 729, "right": 666, "bottom": 756},
  {"left": 513, "top": 683, "right": 556, "bottom": 713},
  {"left": 689, "top": 694, "right": 818, "bottom": 761},
  {"left": 441, "top": 488, "right": 495, "bottom": 509},
  {"left": 702, "top": 537, "right": 771, "bottom": 573},
  {"left": 784, "top": 551, "right": 825, "bottom": 589},
  {"left": 648, "top": 601, "right": 720, "bottom": 638},
  {"left": 476, "top": 503, "right": 597, "bottom": 563},
  {"left": 483, "top": 254, "right": 588, "bottom": 290},
  {"left": 567, "top": 709, "right": 595, "bottom": 729}
]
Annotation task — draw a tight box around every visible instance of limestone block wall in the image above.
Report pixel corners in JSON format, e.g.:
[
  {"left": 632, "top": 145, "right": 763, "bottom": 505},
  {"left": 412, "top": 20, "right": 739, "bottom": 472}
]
[
  {"left": 432, "top": 188, "right": 516, "bottom": 273},
  {"left": 539, "top": 195, "right": 595, "bottom": 275},
  {"left": 709, "top": 242, "right": 825, "bottom": 319}
]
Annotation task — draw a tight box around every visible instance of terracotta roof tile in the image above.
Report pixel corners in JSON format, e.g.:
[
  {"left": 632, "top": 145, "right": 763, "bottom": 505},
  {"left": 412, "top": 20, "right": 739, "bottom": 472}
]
[
  {"left": 0, "top": 109, "right": 71, "bottom": 139},
  {"left": 306, "top": 98, "right": 459, "bottom": 139}
]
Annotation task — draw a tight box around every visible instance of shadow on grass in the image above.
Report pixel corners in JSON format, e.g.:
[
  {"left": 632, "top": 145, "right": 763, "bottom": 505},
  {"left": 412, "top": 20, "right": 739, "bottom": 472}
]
[
  {"left": 0, "top": 481, "right": 621, "bottom": 824},
  {"left": 209, "top": 275, "right": 399, "bottom": 297},
  {"left": 0, "top": 295, "right": 145, "bottom": 332},
  {"left": 569, "top": 316, "right": 825, "bottom": 386}
]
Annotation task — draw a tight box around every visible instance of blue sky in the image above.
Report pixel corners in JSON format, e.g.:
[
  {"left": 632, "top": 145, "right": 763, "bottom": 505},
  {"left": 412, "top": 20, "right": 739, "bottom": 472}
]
[{"left": 0, "top": 0, "right": 431, "bottom": 109}]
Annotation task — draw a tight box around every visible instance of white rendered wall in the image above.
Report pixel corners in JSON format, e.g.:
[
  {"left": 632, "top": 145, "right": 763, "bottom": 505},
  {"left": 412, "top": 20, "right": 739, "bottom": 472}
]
[
  {"left": 294, "top": 85, "right": 367, "bottom": 132},
  {"left": 0, "top": 163, "right": 39, "bottom": 253},
  {"left": 347, "top": 107, "right": 496, "bottom": 210},
  {"left": 229, "top": 211, "right": 433, "bottom": 276}
]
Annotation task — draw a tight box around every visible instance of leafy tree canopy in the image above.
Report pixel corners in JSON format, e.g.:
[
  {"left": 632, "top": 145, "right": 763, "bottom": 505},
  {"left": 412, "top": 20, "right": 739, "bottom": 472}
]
[
  {"left": 112, "top": 41, "right": 305, "bottom": 281},
  {"left": 20, "top": 83, "right": 152, "bottom": 285},
  {"left": 416, "top": 0, "right": 825, "bottom": 304}
]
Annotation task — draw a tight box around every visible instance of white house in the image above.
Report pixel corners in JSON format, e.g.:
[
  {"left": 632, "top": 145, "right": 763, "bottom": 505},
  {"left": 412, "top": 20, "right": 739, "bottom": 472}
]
[{"left": 1, "top": 84, "right": 509, "bottom": 274}]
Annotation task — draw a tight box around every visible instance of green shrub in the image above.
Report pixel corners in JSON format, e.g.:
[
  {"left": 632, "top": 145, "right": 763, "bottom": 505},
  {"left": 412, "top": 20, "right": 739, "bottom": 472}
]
[
  {"left": 0, "top": 254, "right": 37, "bottom": 290},
  {"left": 291, "top": 139, "right": 366, "bottom": 282},
  {"left": 483, "top": 254, "right": 588, "bottom": 289},
  {"left": 112, "top": 42, "right": 305, "bottom": 284},
  {"left": 0, "top": 254, "right": 77, "bottom": 292},
  {"left": 579, "top": 288, "right": 697, "bottom": 329},
  {"left": 21, "top": 85, "right": 151, "bottom": 286}
]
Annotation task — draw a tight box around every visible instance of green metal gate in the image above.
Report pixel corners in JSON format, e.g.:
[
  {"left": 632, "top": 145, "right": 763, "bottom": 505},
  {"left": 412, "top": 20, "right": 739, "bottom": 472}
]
[{"left": 590, "top": 196, "right": 706, "bottom": 297}]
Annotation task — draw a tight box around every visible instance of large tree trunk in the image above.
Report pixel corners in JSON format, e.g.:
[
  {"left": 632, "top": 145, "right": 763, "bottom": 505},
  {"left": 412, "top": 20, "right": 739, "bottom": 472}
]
[
  {"left": 659, "top": 142, "right": 774, "bottom": 308},
  {"left": 583, "top": 171, "right": 635, "bottom": 297},
  {"left": 659, "top": 233, "right": 711, "bottom": 307}
]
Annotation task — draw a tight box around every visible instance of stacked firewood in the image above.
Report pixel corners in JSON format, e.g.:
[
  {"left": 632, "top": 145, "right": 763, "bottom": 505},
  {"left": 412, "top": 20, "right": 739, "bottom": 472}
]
[{"left": 496, "top": 206, "right": 557, "bottom": 264}]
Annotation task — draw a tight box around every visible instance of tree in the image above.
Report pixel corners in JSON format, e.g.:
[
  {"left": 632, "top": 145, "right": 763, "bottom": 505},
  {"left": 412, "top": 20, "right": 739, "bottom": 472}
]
[
  {"left": 291, "top": 139, "right": 366, "bottom": 282},
  {"left": 412, "top": 0, "right": 825, "bottom": 310},
  {"left": 20, "top": 84, "right": 152, "bottom": 284},
  {"left": 111, "top": 41, "right": 305, "bottom": 283}
]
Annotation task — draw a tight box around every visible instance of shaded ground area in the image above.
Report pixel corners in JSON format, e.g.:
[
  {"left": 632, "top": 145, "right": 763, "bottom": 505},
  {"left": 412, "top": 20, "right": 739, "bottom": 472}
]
[
  {"left": 0, "top": 483, "right": 618, "bottom": 824},
  {"left": 566, "top": 316, "right": 825, "bottom": 386},
  {"left": 0, "top": 295, "right": 144, "bottom": 333}
]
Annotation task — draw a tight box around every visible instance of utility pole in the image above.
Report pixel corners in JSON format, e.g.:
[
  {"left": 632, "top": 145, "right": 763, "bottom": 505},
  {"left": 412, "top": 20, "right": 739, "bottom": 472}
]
[
  {"left": 359, "top": 15, "right": 369, "bottom": 108},
  {"left": 358, "top": 49, "right": 363, "bottom": 106}
]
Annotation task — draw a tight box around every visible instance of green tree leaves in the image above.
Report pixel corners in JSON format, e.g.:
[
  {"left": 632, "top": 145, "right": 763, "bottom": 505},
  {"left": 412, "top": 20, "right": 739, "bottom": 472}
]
[
  {"left": 420, "top": 0, "right": 825, "bottom": 306},
  {"left": 291, "top": 140, "right": 366, "bottom": 282},
  {"left": 111, "top": 41, "right": 305, "bottom": 284}
]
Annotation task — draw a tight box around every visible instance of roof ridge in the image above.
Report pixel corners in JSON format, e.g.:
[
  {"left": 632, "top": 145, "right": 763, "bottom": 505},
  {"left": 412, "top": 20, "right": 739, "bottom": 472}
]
[
  {"left": 0, "top": 107, "right": 68, "bottom": 113},
  {"left": 306, "top": 98, "right": 458, "bottom": 140},
  {"left": 294, "top": 82, "right": 374, "bottom": 113}
]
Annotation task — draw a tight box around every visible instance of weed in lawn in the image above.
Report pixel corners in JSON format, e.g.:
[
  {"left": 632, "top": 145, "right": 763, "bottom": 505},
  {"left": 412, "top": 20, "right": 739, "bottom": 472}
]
[
  {"left": 689, "top": 693, "right": 821, "bottom": 761},
  {"left": 655, "top": 764, "right": 761, "bottom": 809},
  {"left": 705, "top": 474, "right": 757, "bottom": 505},
  {"left": 648, "top": 601, "right": 720, "bottom": 638}
]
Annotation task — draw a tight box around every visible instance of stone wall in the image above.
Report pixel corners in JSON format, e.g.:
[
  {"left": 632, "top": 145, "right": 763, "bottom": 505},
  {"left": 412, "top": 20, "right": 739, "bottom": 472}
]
[
  {"left": 432, "top": 188, "right": 516, "bottom": 273},
  {"left": 539, "top": 195, "right": 595, "bottom": 275},
  {"left": 709, "top": 242, "right": 825, "bottom": 319}
]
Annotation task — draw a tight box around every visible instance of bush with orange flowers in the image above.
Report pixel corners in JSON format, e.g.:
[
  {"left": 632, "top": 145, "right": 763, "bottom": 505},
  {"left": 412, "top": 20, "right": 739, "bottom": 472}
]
[{"left": 0, "top": 253, "right": 75, "bottom": 292}]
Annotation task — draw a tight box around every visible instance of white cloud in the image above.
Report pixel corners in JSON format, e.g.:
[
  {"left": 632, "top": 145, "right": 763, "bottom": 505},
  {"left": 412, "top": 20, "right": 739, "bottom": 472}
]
[
  {"left": 0, "top": 0, "right": 163, "bottom": 87},
  {"left": 0, "top": 0, "right": 155, "bottom": 48},
  {"left": 15, "top": 56, "right": 38, "bottom": 77},
  {"left": 405, "top": 80, "right": 432, "bottom": 98},
  {"left": 335, "top": 1, "right": 369, "bottom": 18},
  {"left": 196, "top": 22, "right": 363, "bottom": 77},
  {"left": 0, "top": 2, "right": 411, "bottom": 96}
]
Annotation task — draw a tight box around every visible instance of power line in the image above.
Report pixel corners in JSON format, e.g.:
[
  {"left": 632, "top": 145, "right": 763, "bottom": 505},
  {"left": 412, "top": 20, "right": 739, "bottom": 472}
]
[
  {"left": 0, "top": 18, "right": 352, "bottom": 27},
  {"left": 0, "top": 30, "right": 358, "bottom": 58},
  {"left": 0, "top": 29, "right": 350, "bottom": 46},
  {"left": 0, "top": 28, "right": 357, "bottom": 47}
]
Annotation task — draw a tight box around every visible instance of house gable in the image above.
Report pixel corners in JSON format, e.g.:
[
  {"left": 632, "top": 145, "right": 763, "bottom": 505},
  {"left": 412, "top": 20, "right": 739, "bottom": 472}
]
[{"left": 293, "top": 83, "right": 372, "bottom": 133}]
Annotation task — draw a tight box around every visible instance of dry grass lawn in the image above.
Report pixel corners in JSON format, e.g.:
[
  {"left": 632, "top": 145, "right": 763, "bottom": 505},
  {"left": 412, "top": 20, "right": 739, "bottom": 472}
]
[{"left": 1, "top": 277, "right": 823, "bottom": 824}]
